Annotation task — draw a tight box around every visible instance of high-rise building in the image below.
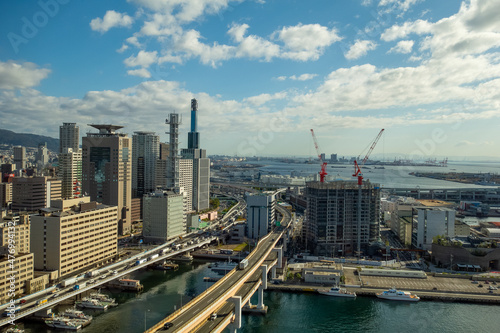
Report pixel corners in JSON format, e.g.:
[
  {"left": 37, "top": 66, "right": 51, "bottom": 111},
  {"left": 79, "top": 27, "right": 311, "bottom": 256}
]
[
  {"left": 181, "top": 99, "right": 210, "bottom": 212},
  {"left": 166, "top": 114, "right": 181, "bottom": 189},
  {"left": 188, "top": 98, "right": 200, "bottom": 149},
  {"left": 0, "top": 213, "right": 30, "bottom": 255},
  {"left": 179, "top": 159, "right": 193, "bottom": 213},
  {"left": 304, "top": 180, "right": 380, "bottom": 256},
  {"left": 142, "top": 190, "right": 184, "bottom": 243},
  {"left": 13, "top": 146, "right": 26, "bottom": 170},
  {"left": 0, "top": 182, "right": 12, "bottom": 208},
  {"left": 246, "top": 193, "right": 276, "bottom": 239},
  {"left": 132, "top": 132, "right": 160, "bottom": 197},
  {"left": 82, "top": 124, "right": 132, "bottom": 235},
  {"left": 159, "top": 142, "right": 170, "bottom": 160},
  {"left": 0, "top": 253, "right": 34, "bottom": 304},
  {"left": 11, "top": 176, "right": 62, "bottom": 212},
  {"left": 30, "top": 197, "right": 118, "bottom": 278},
  {"left": 412, "top": 207, "right": 455, "bottom": 251},
  {"left": 59, "top": 123, "right": 79, "bottom": 154},
  {"left": 36, "top": 142, "right": 49, "bottom": 169},
  {"left": 58, "top": 148, "right": 82, "bottom": 199}
]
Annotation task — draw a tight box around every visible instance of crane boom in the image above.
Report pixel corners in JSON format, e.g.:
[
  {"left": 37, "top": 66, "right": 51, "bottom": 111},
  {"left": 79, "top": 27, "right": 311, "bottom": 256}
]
[
  {"left": 353, "top": 129, "right": 384, "bottom": 185},
  {"left": 310, "top": 129, "right": 328, "bottom": 183}
]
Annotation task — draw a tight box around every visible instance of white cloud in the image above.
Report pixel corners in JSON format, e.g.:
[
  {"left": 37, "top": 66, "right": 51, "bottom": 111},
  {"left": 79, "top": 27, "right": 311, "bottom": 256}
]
[
  {"left": 127, "top": 68, "right": 152, "bottom": 78},
  {"left": 117, "top": 44, "right": 129, "bottom": 53},
  {"left": 388, "top": 40, "right": 414, "bottom": 54},
  {"left": 378, "top": 0, "right": 422, "bottom": 13},
  {"left": 0, "top": 61, "right": 51, "bottom": 90},
  {"left": 228, "top": 23, "right": 280, "bottom": 61},
  {"left": 277, "top": 73, "right": 318, "bottom": 81},
  {"left": 345, "top": 40, "right": 377, "bottom": 60},
  {"left": 90, "top": 10, "right": 134, "bottom": 33},
  {"left": 124, "top": 50, "right": 158, "bottom": 68},
  {"left": 244, "top": 92, "right": 286, "bottom": 106},
  {"left": 276, "top": 24, "right": 342, "bottom": 61}
]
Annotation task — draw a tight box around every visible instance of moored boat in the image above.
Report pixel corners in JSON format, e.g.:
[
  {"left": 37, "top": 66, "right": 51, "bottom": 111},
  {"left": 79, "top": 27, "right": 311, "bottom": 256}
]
[
  {"left": 318, "top": 286, "right": 356, "bottom": 298},
  {"left": 76, "top": 297, "right": 108, "bottom": 310},
  {"left": 376, "top": 288, "right": 420, "bottom": 302},
  {"left": 45, "top": 316, "right": 82, "bottom": 330}
]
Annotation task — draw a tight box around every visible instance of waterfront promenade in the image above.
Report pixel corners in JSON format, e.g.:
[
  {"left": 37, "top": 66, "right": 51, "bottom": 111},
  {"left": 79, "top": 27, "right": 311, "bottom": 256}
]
[{"left": 269, "top": 272, "right": 500, "bottom": 304}]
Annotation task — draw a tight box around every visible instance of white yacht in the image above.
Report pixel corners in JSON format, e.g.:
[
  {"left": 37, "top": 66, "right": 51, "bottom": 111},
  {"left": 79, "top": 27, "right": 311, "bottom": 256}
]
[
  {"left": 318, "top": 286, "right": 356, "bottom": 298},
  {"left": 376, "top": 288, "right": 420, "bottom": 302}
]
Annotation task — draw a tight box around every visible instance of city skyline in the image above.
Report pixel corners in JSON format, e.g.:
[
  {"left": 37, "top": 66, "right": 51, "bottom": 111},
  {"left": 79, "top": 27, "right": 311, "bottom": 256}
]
[{"left": 1, "top": 0, "right": 500, "bottom": 158}]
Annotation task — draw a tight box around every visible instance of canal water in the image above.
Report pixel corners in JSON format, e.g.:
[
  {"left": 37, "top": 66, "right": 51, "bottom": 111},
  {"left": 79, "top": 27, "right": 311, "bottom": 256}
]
[{"left": 16, "top": 261, "right": 500, "bottom": 333}]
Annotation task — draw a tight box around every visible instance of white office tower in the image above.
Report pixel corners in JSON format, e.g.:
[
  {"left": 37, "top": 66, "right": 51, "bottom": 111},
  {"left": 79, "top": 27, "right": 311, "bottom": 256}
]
[
  {"left": 132, "top": 132, "right": 160, "bottom": 197},
  {"left": 36, "top": 142, "right": 49, "bottom": 169},
  {"left": 58, "top": 148, "right": 82, "bottom": 199},
  {"left": 413, "top": 207, "right": 455, "bottom": 251},
  {"left": 246, "top": 193, "right": 276, "bottom": 239},
  {"left": 142, "top": 190, "right": 184, "bottom": 243}
]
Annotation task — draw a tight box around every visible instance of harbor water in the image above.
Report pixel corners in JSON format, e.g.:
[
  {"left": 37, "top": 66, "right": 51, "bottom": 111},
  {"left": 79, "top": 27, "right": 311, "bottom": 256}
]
[{"left": 15, "top": 261, "right": 500, "bottom": 333}]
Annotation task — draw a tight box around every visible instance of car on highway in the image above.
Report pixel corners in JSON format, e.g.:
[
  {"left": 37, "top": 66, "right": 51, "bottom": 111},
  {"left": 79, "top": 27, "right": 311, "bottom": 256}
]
[
  {"left": 163, "top": 322, "right": 174, "bottom": 329},
  {"left": 472, "top": 280, "right": 478, "bottom": 284},
  {"left": 52, "top": 293, "right": 60, "bottom": 298},
  {"left": 210, "top": 313, "right": 217, "bottom": 320}
]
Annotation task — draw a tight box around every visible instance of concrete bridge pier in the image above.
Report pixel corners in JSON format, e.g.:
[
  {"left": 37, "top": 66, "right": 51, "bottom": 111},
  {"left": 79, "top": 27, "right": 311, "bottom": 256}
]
[
  {"left": 271, "top": 266, "right": 276, "bottom": 279},
  {"left": 257, "top": 264, "right": 268, "bottom": 310},
  {"left": 272, "top": 247, "right": 283, "bottom": 268},
  {"left": 228, "top": 296, "right": 242, "bottom": 332}
]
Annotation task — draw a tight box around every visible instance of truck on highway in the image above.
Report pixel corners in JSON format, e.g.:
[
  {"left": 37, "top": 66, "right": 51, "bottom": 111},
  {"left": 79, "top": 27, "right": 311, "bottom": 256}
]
[
  {"left": 36, "top": 299, "right": 48, "bottom": 306},
  {"left": 61, "top": 277, "right": 77, "bottom": 287},
  {"left": 148, "top": 253, "right": 159, "bottom": 261},
  {"left": 85, "top": 270, "right": 100, "bottom": 278},
  {"left": 238, "top": 259, "right": 249, "bottom": 270},
  {"left": 160, "top": 248, "right": 170, "bottom": 255},
  {"left": 135, "top": 258, "right": 147, "bottom": 266},
  {"left": 73, "top": 282, "right": 86, "bottom": 290}
]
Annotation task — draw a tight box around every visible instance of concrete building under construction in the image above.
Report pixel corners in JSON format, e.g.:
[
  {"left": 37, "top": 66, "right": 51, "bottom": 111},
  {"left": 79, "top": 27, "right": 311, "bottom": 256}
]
[{"left": 304, "top": 180, "right": 381, "bottom": 257}]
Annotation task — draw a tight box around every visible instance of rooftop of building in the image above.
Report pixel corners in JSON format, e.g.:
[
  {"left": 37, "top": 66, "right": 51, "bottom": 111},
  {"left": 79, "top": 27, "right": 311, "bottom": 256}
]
[
  {"left": 416, "top": 199, "right": 454, "bottom": 207},
  {"left": 306, "top": 180, "right": 380, "bottom": 190}
]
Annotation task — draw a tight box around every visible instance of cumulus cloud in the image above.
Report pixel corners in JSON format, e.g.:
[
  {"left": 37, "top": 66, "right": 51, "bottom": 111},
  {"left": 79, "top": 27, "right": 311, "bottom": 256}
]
[
  {"left": 345, "top": 40, "right": 377, "bottom": 60},
  {"left": 244, "top": 92, "right": 287, "bottom": 106},
  {"left": 90, "top": 10, "right": 134, "bottom": 33},
  {"left": 388, "top": 40, "right": 414, "bottom": 54},
  {"left": 276, "top": 23, "right": 342, "bottom": 61},
  {"left": 124, "top": 50, "right": 158, "bottom": 68},
  {"left": 0, "top": 61, "right": 51, "bottom": 90},
  {"left": 127, "top": 68, "right": 152, "bottom": 78}
]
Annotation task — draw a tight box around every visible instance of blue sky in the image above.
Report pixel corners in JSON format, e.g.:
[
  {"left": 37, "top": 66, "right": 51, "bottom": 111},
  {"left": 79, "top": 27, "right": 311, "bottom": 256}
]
[{"left": 1, "top": 0, "right": 500, "bottom": 160}]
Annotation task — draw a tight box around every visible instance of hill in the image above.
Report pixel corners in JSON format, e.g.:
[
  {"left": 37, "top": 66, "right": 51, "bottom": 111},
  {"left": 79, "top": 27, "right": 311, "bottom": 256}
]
[{"left": 0, "top": 129, "right": 59, "bottom": 151}]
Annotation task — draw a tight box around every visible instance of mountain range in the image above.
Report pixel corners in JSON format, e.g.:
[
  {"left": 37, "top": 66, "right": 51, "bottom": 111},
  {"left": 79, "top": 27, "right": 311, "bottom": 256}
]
[{"left": 0, "top": 129, "right": 59, "bottom": 151}]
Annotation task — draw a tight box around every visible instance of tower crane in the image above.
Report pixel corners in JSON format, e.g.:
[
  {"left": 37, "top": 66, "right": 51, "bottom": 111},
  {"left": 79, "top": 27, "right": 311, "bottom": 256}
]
[
  {"left": 352, "top": 128, "right": 384, "bottom": 259},
  {"left": 353, "top": 129, "right": 385, "bottom": 185},
  {"left": 310, "top": 129, "right": 327, "bottom": 183}
]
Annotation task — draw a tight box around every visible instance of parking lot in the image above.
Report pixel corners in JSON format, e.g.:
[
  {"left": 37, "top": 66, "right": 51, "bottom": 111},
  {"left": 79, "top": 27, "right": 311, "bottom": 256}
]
[{"left": 360, "top": 274, "right": 498, "bottom": 294}]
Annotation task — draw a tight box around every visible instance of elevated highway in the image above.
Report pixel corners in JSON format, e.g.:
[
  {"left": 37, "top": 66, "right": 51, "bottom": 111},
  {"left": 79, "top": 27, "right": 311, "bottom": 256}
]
[{"left": 146, "top": 204, "right": 292, "bottom": 333}]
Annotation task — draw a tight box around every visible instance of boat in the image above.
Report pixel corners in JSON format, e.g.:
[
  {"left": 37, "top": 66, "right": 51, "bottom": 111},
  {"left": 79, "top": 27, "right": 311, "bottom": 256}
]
[
  {"left": 210, "top": 261, "right": 238, "bottom": 273},
  {"left": 376, "top": 288, "right": 420, "bottom": 302},
  {"left": 62, "top": 307, "right": 93, "bottom": 326},
  {"left": 90, "top": 291, "right": 116, "bottom": 305},
  {"left": 45, "top": 317, "right": 82, "bottom": 330},
  {"left": 172, "top": 254, "right": 193, "bottom": 262},
  {"left": 76, "top": 297, "right": 108, "bottom": 310},
  {"left": 63, "top": 307, "right": 91, "bottom": 319},
  {"left": 5, "top": 327, "right": 25, "bottom": 333},
  {"left": 318, "top": 286, "right": 356, "bottom": 298}
]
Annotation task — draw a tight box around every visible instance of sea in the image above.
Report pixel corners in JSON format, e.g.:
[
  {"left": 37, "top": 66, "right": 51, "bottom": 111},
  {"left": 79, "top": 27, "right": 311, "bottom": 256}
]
[
  {"left": 16, "top": 262, "right": 500, "bottom": 333},
  {"left": 255, "top": 160, "right": 500, "bottom": 189}
]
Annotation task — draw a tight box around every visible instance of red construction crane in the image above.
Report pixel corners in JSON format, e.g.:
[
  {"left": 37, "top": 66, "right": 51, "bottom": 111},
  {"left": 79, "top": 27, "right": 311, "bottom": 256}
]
[
  {"left": 310, "top": 129, "right": 328, "bottom": 183},
  {"left": 353, "top": 129, "right": 384, "bottom": 185}
]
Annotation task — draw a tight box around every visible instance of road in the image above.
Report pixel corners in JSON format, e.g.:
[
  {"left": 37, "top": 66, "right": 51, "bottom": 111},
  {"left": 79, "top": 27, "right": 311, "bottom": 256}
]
[{"left": 148, "top": 202, "right": 292, "bottom": 332}]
